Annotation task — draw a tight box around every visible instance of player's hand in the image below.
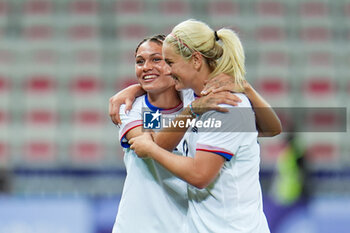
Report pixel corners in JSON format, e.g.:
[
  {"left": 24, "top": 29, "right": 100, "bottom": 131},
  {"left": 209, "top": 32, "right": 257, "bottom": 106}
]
[
  {"left": 191, "top": 91, "right": 242, "bottom": 114},
  {"left": 201, "top": 73, "right": 247, "bottom": 95},
  {"left": 109, "top": 84, "right": 144, "bottom": 125},
  {"left": 129, "top": 133, "right": 155, "bottom": 158}
]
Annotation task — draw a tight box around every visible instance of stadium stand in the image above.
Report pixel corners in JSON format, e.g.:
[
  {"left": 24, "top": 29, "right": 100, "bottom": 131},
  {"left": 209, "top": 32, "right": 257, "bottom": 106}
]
[
  {"left": 0, "top": 1, "right": 349, "bottom": 232},
  {"left": 0, "top": 0, "right": 348, "bottom": 200}
]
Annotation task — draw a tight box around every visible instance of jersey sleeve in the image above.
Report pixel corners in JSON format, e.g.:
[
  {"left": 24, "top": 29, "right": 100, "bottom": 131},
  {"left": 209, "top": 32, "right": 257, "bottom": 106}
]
[
  {"left": 195, "top": 94, "right": 257, "bottom": 161},
  {"left": 118, "top": 99, "right": 143, "bottom": 148}
]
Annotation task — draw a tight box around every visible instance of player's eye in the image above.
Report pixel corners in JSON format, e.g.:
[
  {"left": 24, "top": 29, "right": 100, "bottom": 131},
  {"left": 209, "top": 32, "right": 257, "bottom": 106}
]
[
  {"left": 136, "top": 59, "right": 144, "bottom": 65},
  {"left": 153, "top": 57, "right": 162, "bottom": 62},
  {"left": 165, "top": 60, "right": 173, "bottom": 66}
]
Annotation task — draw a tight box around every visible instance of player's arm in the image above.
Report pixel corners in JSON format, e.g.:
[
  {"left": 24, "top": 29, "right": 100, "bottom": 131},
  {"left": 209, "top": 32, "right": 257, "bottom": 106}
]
[
  {"left": 202, "top": 74, "right": 282, "bottom": 137},
  {"left": 118, "top": 100, "right": 148, "bottom": 148},
  {"left": 154, "top": 91, "right": 241, "bottom": 151},
  {"left": 130, "top": 134, "right": 224, "bottom": 189},
  {"left": 124, "top": 126, "right": 143, "bottom": 141},
  {"left": 153, "top": 106, "right": 195, "bottom": 151},
  {"left": 243, "top": 82, "right": 282, "bottom": 137},
  {"left": 109, "top": 84, "right": 146, "bottom": 125}
]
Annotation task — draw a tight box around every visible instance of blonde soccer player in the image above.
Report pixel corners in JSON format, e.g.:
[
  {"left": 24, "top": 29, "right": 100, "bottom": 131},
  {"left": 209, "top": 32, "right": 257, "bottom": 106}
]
[{"left": 130, "top": 19, "right": 273, "bottom": 233}]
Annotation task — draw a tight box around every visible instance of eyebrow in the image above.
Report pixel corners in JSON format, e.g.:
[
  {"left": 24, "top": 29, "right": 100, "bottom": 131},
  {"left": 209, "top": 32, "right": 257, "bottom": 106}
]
[{"left": 136, "top": 53, "right": 162, "bottom": 59}]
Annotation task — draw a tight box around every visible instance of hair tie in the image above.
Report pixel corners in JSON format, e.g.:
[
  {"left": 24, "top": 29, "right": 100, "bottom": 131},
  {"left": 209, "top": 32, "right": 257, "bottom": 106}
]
[{"left": 214, "top": 31, "right": 220, "bottom": 41}]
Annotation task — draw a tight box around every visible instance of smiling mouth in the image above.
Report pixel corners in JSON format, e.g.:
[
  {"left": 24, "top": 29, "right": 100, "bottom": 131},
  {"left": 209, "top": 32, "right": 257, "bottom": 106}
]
[{"left": 143, "top": 74, "right": 158, "bottom": 80}]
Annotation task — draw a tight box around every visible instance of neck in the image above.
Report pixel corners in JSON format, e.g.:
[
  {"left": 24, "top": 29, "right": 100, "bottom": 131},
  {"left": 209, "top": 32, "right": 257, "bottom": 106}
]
[
  {"left": 147, "top": 87, "right": 181, "bottom": 109},
  {"left": 192, "top": 67, "right": 211, "bottom": 97}
]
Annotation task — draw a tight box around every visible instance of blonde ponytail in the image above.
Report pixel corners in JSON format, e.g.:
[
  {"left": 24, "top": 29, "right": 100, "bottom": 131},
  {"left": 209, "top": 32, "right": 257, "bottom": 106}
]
[
  {"left": 165, "top": 19, "right": 246, "bottom": 92},
  {"left": 211, "top": 29, "right": 246, "bottom": 92}
]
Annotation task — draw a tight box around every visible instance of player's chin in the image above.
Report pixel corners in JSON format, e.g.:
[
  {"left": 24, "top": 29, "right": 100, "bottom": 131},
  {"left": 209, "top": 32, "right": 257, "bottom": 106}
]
[{"left": 140, "top": 82, "right": 157, "bottom": 92}]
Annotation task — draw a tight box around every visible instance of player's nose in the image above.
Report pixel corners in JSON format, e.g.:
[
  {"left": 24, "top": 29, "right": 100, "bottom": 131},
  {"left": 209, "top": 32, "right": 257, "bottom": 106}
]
[{"left": 143, "top": 60, "right": 153, "bottom": 71}]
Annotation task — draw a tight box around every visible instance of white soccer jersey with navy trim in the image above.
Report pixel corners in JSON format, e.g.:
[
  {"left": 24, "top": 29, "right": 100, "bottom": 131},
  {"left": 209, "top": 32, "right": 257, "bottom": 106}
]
[
  {"left": 113, "top": 94, "right": 188, "bottom": 233},
  {"left": 179, "top": 93, "right": 270, "bottom": 233}
]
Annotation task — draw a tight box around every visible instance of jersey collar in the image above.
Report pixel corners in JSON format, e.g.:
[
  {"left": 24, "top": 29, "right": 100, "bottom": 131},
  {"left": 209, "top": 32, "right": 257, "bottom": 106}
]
[{"left": 144, "top": 95, "right": 183, "bottom": 114}]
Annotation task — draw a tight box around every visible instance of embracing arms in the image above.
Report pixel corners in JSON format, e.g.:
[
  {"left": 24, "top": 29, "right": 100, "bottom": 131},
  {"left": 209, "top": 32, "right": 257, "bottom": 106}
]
[
  {"left": 130, "top": 133, "right": 224, "bottom": 189},
  {"left": 201, "top": 76, "right": 282, "bottom": 137},
  {"left": 110, "top": 76, "right": 281, "bottom": 138}
]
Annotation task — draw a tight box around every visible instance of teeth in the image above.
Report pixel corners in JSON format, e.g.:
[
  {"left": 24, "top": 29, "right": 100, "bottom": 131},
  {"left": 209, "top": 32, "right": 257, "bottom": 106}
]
[{"left": 143, "top": 75, "right": 157, "bottom": 80}]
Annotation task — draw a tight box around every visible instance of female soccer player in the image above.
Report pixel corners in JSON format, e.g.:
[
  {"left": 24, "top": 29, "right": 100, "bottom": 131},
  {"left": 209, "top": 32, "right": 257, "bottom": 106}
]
[
  {"left": 113, "top": 35, "right": 243, "bottom": 233},
  {"left": 130, "top": 19, "right": 272, "bottom": 233}
]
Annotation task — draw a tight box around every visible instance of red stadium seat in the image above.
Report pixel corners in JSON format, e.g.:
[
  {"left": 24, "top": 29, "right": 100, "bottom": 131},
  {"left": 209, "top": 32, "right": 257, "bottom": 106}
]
[
  {"left": 115, "top": 0, "right": 145, "bottom": 14},
  {"left": 69, "top": 0, "right": 98, "bottom": 15},
  {"left": 24, "top": 141, "right": 56, "bottom": 162},
  {"left": 115, "top": 76, "right": 138, "bottom": 91},
  {"left": 254, "top": 74, "right": 291, "bottom": 108},
  {"left": 307, "top": 51, "right": 333, "bottom": 67},
  {"left": 25, "top": 109, "right": 57, "bottom": 127},
  {"left": 0, "top": 1, "right": 8, "bottom": 16},
  {"left": 255, "top": 1, "right": 285, "bottom": 17},
  {"left": 303, "top": 77, "right": 336, "bottom": 97},
  {"left": 32, "top": 49, "right": 58, "bottom": 64},
  {"left": 300, "top": 26, "right": 331, "bottom": 43},
  {"left": 71, "top": 141, "right": 103, "bottom": 163},
  {"left": 255, "top": 26, "right": 286, "bottom": 42},
  {"left": 305, "top": 142, "right": 338, "bottom": 163},
  {"left": 68, "top": 25, "right": 98, "bottom": 40},
  {"left": 74, "top": 49, "right": 100, "bottom": 64},
  {"left": 25, "top": 75, "right": 56, "bottom": 94},
  {"left": 299, "top": 1, "right": 329, "bottom": 18},
  {"left": 207, "top": 0, "right": 239, "bottom": 16},
  {"left": 24, "top": 0, "right": 53, "bottom": 15},
  {"left": 260, "top": 51, "right": 289, "bottom": 67},
  {"left": 345, "top": 3, "right": 350, "bottom": 17},
  {"left": 256, "top": 77, "right": 289, "bottom": 97},
  {"left": 0, "top": 75, "right": 10, "bottom": 93},
  {"left": 118, "top": 24, "right": 149, "bottom": 39},
  {"left": 23, "top": 25, "right": 53, "bottom": 40},
  {"left": 73, "top": 109, "right": 105, "bottom": 127},
  {"left": 70, "top": 75, "right": 102, "bottom": 95},
  {"left": 0, "top": 110, "right": 9, "bottom": 126},
  {"left": 0, "top": 142, "right": 8, "bottom": 163},
  {"left": 305, "top": 110, "right": 343, "bottom": 132},
  {"left": 159, "top": 0, "right": 190, "bottom": 15}
]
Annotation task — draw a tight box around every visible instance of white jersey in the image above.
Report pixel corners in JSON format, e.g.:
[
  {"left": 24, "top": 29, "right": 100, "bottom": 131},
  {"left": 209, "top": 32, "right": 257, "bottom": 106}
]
[
  {"left": 178, "top": 91, "right": 270, "bottom": 233},
  {"left": 112, "top": 94, "right": 188, "bottom": 233}
]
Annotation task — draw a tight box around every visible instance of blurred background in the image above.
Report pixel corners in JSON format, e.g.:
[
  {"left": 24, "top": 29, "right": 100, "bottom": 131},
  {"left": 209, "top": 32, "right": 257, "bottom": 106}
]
[{"left": 0, "top": 0, "right": 349, "bottom": 232}]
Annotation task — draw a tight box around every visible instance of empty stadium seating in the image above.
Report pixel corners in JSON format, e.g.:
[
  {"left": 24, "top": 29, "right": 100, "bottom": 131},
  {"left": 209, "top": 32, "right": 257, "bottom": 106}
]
[
  {"left": 255, "top": 1, "right": 285, "bottom": 18},
  {"left": 115, "top": 0, "right": 145, "bottom": 15},
  {"left": 23, "top": 0, "right": 53, "bottom": 16},
  {"left": 23, "top": 140, "right": 56, "bottom": 163},
  {"left": 0, "top": 0, "right": 348, "bottom": 196}
]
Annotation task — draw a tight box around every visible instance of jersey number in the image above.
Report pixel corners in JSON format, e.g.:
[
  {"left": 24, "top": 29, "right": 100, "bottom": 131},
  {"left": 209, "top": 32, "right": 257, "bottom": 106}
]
[{"left": 182, "top": 139, "right": 189, "bottom": 157}]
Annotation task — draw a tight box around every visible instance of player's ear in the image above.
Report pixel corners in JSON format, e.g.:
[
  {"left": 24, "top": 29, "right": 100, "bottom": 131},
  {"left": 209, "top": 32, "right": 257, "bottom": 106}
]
[{"left": 192, "top": 52, "right": 202, "bottom": 71}]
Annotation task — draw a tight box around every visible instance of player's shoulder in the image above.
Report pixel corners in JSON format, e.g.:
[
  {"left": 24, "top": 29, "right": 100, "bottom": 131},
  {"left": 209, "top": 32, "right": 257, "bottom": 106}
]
[
  {"left": 217, "top": 93, "right": 251, "bottom": 109},
  {"left": 234, "top": 93, "right": 251, "bottom": 108},
  {"left": 134, "top": 94, "right": 146, "bottom": 106},
  {"left": 119, "top": 94, "right": 146, "bottom": 114}
]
